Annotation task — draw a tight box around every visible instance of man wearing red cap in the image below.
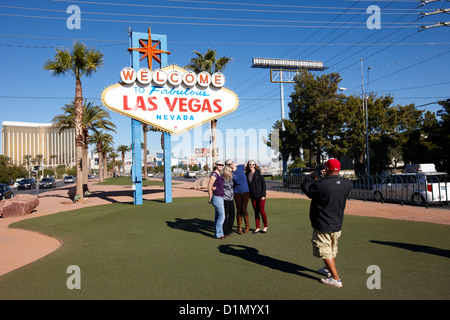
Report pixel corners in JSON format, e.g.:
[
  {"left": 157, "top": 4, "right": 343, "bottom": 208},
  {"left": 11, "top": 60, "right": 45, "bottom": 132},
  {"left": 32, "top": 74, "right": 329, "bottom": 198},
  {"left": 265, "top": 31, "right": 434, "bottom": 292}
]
[{"left": 301, "top": 158, "right": 352, "bottom": 287}]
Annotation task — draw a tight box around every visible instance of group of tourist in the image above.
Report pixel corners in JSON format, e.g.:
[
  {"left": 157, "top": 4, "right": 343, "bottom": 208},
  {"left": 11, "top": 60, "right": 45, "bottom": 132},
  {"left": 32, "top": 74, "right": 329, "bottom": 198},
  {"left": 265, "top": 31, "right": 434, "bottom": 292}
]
[
  {"left": 206, "top": 156, "right": 354, "bottom": 287},
  {"left": 207, "top": 157, "right": 353, "bottom": 288},
  {"left": 207, "top": 159, "right": 268, "bottom": 239}
]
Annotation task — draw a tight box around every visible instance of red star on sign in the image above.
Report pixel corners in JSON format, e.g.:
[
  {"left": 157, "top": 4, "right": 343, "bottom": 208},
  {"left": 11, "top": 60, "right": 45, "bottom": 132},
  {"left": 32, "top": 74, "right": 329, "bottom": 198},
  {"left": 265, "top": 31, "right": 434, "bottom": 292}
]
[{"left": 128, "top": 27, "right": 171, "bottom": 70}]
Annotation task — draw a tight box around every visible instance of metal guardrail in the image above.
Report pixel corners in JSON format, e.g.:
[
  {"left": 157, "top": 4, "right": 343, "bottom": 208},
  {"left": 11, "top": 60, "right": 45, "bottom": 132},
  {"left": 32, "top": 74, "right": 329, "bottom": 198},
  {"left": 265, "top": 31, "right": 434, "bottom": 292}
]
[{"left": 273, "top": 173, "right": 450, "bottom": 208}]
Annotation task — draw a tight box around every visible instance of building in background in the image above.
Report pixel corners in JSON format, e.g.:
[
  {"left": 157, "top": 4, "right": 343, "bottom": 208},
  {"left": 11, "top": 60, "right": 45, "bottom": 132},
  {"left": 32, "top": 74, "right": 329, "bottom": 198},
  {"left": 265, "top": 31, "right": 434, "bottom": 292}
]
[{"left": 1, "top": 121, "right": 76, "bottom": 167}]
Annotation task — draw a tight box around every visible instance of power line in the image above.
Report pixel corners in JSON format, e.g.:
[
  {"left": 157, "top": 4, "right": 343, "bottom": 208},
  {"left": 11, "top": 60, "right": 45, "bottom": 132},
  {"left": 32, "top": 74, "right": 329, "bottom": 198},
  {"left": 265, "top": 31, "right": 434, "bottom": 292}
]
[
  {"left": 167, "top": 0, "right": 418, "bottom": 11},
  {"left": 3, "top": 34, "right": 449, "bottom": 46},
  {"left": 365, "top": 48, "right": 450, "bottom": 85},
  {"left": 0, "top": 5, "right": 425, "bottom": 24},
  {"left": 49, "top": 0, "right": 421, "bottom": 15},
  {"left": 325, "top": 6, "right": 420, "bottom": 72},
  {"left": 0, "top": 13, "right": 421, "bottom": 28}
]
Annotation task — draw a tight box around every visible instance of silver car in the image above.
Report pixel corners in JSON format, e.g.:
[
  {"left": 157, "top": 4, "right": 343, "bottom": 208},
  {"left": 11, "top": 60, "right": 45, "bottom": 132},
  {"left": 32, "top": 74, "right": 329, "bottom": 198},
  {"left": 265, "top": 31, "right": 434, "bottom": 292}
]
[
  {"left": 39, "top": 177, "right": 56, "bottom": 188},
  {"left": 63, "top": 176, "right": 76, "bottom": 184},
  {"left": 372, "top": 172, "right": 450, "bottom": 205}
]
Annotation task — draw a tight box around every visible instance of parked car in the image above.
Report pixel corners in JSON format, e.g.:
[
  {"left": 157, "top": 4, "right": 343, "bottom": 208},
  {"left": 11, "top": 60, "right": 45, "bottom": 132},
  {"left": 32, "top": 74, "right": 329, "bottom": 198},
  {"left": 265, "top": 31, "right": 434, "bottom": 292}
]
[
  {"left": 13, "top": 178, "right": 25, "bottom": 189},
  {"left": 63, "top": 176, "right": 76, "bottom": 184},
  {"left": 17, "top": 178, "right": 36, "bottom": 190},
  {"left": 289, "top": 167, "right": 314, "bottom": 176},
  {"left": 39, "top": 177, "right": 56, "bottom": 188},
  {"left": 0, "top": 184, "right": 13, "bottom": 200},
  {"left": 282, "top": 167, "right": 313, "bottom": 189},
  {"left": 372, "top": 172, "right": 450, "bottom": 205}
]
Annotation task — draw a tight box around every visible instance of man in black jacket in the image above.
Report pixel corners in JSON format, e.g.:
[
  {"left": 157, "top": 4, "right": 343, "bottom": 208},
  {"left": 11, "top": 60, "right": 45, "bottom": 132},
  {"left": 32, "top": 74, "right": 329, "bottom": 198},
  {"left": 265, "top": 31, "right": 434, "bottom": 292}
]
[{"left": 301, "top": 159, "right": 352, "bottom": 287}]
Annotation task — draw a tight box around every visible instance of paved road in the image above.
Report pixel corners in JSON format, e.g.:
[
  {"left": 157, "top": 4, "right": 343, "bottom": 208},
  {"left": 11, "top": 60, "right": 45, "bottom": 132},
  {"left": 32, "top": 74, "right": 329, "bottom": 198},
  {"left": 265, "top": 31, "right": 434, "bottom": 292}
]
[{"left": 11, "top": 180, "right": 73, "bottom": 197}]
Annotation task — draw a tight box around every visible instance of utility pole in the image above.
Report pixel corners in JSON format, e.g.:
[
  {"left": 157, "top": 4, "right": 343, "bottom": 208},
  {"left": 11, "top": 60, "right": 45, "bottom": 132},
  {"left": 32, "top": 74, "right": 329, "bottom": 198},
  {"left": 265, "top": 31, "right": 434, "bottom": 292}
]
[
  {"left": 360, "top": 59, "right": 370, "bottom": 175},
  {"left": 418, "top": 0, "right": 450, "bottom": 31}
]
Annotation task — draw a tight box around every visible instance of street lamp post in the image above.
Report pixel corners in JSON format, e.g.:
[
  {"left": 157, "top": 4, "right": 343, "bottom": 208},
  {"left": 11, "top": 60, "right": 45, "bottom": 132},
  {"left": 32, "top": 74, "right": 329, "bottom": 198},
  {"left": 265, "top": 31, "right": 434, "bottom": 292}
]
[{"left": 339, "top": 87, "right": 370, "bottom": 174}]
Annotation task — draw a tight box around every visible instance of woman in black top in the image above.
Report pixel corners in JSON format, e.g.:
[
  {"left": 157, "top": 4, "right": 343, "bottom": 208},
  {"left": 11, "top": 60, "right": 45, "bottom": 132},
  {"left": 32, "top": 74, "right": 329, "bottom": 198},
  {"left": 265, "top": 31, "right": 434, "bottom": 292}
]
[{"left": 246, "top": 160, "right": 268, "bottom": 233}]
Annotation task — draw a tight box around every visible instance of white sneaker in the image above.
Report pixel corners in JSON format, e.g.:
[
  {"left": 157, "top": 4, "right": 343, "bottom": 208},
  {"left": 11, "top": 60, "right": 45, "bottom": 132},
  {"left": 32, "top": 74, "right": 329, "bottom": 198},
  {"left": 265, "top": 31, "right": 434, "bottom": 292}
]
[
  {"left": 320, "top": 277, "right": 343, "bottom": 288},
  {"left": 317, "top": 267, "right": 331, "bottom": 278}
]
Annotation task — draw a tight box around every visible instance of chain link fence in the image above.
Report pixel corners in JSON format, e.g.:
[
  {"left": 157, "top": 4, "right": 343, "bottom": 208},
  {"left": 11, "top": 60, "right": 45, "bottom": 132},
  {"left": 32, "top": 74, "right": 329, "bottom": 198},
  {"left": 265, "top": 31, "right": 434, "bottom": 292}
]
[{"left": 272, "top": 173, "right": 450, "bottom": 208}]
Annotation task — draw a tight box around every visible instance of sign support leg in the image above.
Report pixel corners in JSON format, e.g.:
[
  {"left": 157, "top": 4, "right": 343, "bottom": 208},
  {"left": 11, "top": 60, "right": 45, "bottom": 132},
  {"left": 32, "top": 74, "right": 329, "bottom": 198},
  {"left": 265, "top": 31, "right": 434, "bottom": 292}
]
[
  {"left": 129, "top": 29, "right": 170, "bottom": 206},
  {"left": 132, "top": 118, "right": 143, "bottom": 205},
  {"left": 164, "top": 132, "right": 172, "bottom": 203}
]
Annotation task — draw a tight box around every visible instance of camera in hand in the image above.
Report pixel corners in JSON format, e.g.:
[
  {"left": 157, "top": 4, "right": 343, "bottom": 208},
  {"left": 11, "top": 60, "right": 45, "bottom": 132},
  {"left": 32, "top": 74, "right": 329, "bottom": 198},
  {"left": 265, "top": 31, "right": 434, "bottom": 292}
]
[{"left": 315, "top": 164, "right": 326, "bottom": 178}]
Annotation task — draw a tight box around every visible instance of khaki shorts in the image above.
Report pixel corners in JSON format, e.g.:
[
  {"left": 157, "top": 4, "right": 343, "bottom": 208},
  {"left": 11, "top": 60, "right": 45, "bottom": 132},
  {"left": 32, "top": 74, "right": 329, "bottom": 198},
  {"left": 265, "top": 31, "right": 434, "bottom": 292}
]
[{"left": 311, "top": 229, "right": 341, "bottom": 259}]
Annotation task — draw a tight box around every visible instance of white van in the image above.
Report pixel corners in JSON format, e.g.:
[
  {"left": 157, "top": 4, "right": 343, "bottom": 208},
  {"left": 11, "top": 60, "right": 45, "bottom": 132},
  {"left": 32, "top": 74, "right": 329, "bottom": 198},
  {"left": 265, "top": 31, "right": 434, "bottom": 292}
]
[
  {"left": 404, "top": 163, "right": 436, "bottom": 173},
  {"left": 372, "top": 170, "right": 450, "bottom": 205}
]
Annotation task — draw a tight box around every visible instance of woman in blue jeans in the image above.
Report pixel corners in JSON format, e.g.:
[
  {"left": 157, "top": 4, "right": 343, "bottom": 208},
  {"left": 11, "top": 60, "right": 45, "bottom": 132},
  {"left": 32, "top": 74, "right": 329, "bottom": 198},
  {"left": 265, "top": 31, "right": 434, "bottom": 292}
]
[{"left": 208, "top": 160, "right": 226, "bottom": 239}]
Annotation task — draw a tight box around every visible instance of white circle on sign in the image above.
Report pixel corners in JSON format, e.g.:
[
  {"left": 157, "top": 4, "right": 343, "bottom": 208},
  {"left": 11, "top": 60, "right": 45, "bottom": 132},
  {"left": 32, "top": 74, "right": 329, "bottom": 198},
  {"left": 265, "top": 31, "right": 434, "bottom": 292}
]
[
  {"left": 153, "top": 69, "right": 167, "bottom": 85},
  {"left": 197, "top": 71, "right": 212, "bottom": 87},
  {"left": 120, "top": 67, "right": 136, "bottom": 84},
  {"left": 167, "top": 70, "right": 183, "bottom": 86},
  {"left": 182, "top": 71, "right": 197, "bottom": 87},
  {"left": 137, "top": 68, "right": 152, "bottom": 85},
  {"left": 211, "top": 72, "right": 226, "bottom": 87}
]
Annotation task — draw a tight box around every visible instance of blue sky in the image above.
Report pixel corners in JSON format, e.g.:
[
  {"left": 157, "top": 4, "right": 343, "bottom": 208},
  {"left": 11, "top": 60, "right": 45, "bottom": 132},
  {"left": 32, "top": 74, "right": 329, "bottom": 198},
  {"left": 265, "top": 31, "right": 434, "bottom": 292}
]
[{"left": 1, "top": 0, "right": 449, "bottom": 165}]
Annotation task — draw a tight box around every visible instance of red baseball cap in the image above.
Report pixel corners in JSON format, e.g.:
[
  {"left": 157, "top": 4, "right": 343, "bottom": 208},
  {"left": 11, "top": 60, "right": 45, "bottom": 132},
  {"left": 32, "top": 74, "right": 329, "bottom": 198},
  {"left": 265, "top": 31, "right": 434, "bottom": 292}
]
[{"left": 326, "top": 158, "right": 341, "bottom": 172}]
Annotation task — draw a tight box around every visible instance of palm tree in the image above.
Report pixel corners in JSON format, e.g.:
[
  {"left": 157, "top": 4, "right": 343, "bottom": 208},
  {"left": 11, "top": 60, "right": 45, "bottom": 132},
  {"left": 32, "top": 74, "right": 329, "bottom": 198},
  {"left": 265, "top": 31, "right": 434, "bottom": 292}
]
[
  {"left": 51, "top": 100, "right": 116, "bottom": 186},
  {"left": 117, "top": 145, "right": 131, "bottom": 176},
  {"left": 88, "top": 131, "right": 113, "bottom": 182},
  {"left": 44, "top": 42, "right": 104, "bottom": 202},
  {"left": 115, "top": 160, "right": 123, "bottom": 176},
  {"left": 82, "top": 101, "right": 116, "bottom": 183},
  {"left": 102, "top": 143, "right": 114, "bottom": 179},
  {"left": 108, "top": 151, "right": 119, "bottom": 177},
  {"left": 185, "top": 48, "right": 232, "bottom": 75},
  {"left": 185, "top": 48, "right": 232, "bottom": 165}
]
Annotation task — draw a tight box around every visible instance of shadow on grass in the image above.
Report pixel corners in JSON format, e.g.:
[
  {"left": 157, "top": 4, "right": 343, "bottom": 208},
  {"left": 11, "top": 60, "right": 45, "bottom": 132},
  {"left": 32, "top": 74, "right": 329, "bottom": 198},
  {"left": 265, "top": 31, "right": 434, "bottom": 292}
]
[
  {"left": 166, "top": 217, "right": 216, "bottom": 238},
  {"left": 370, "top": 240, "right": 450, "bottom": 258},
  {"left": 219, "top": 244, "right": 321, "bottom": 282}
]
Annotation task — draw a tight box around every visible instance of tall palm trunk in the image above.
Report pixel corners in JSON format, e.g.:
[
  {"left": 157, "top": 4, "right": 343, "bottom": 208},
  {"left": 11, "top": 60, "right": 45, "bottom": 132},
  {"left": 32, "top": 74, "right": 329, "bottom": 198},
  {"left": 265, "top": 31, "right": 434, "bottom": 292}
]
[
  {"left": 75, "top": 79, "right": 84, "bottom": 201},
  {"left": 103, "top": 154, "right": 107, "bottom": 179},
  {"left": 112, "top": 157, "right": 116, "bottom": 177},
  {"left": 121, "top": 152, "right": 126, "bottom": 176},
  {"left": 83, "top": 130, "right": 89, "bottom": 189},
  {"left": 97, "top": 143, "right": 104, "bottom": 182}
]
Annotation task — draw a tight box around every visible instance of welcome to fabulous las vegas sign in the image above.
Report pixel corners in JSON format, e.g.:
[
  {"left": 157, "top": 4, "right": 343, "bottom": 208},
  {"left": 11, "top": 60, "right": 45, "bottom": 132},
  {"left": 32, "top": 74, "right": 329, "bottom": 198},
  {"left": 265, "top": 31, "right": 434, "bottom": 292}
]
[{"left": 101, "top": 65, "right": 239, "bottom": 135}]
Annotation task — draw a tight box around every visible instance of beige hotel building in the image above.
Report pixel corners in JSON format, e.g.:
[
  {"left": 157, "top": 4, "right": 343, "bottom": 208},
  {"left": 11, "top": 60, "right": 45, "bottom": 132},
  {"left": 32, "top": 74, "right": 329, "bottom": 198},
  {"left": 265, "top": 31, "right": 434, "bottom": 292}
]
[{"left": 1, "top": 121, "right": 76, "bottom": 167}]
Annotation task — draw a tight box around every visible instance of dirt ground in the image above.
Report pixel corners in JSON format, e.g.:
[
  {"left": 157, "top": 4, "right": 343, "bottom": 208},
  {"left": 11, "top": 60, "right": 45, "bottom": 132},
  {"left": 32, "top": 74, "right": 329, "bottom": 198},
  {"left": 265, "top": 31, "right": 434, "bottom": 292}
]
[{"left": 1, "top": 178, "right": 449, "bottom": 276}]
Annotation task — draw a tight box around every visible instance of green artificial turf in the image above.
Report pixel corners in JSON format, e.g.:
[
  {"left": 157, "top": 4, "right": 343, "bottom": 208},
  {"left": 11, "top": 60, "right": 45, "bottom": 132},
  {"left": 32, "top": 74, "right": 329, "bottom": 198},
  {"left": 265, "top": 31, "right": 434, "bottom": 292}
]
[{"left": 0, "top": 197, "right": 449, "bottom": 300}]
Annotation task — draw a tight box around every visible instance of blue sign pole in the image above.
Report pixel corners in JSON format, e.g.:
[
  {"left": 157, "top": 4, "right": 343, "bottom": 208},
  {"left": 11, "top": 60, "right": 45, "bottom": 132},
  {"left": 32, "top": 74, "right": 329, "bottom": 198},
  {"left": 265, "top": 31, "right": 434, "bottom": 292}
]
[
  {"left": 129, "top": 29, "right": 171, "bottom": 204},
  {"left": 158, "top": 34, "right": 172, "bottom": 203},
  {"left": 129, "top": 30, "right": 142, "bottom": 205},
  {"left": 163, "top": 132, "right": 172, "bottom": 203},
  {"left": 131, "top": 118, "right": 142, "bottom": 205}
]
